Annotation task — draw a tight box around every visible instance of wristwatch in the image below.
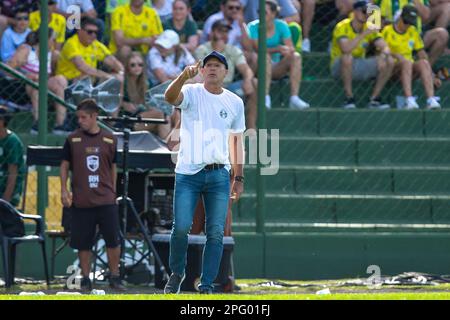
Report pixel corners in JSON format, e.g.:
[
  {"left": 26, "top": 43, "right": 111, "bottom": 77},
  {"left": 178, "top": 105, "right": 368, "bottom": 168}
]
[{"left": 234, "top": 176, "right": 245, "bottom": 183}]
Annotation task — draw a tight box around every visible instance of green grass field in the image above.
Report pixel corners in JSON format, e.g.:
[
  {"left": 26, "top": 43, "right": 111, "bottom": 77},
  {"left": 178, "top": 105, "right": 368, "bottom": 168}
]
[{"left": 2, "top": 278, "right": 450, "bottom": 300}]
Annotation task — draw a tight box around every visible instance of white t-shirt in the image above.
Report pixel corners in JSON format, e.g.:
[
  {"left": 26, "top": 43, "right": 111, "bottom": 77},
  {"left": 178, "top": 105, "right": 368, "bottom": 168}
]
[
  {"left": 147, "top": 47, "right": 195, "bottom": 85},
  {"left": 176, "top": 83, "right": 246, "bottom": 175}
]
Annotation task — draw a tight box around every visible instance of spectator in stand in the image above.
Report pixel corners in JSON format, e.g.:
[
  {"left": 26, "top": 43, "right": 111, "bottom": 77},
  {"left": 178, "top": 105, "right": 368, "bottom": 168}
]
[
  {"left": 0, "top": 13, "right": 8, "bottom": 43},
  {"left": 110, "top": 0, "right": 163, "bottom": 63},
  {"left": 0, "top": 0, "right": 38, "bottom": 19},
  {"left": 146, "top": 30, "right": 196, "bottom": 86},
  {"left": 55, "top": 0, "right": 105, "bottom": 42},
  {"left": 377, "top": 0, "right": 449, "bottom": 67},
  {"left": 330, "top": 0, "right": 394, "bottom": 109},
  {"left": 121, "top": 52, "right": 173, "bottom": 139},
  {"left": 382, "top": 5, "right": 440, "bottom": 109},
  {"left": 29, "top": 0, "right": 66, "bottom": 51},
  {"left": 292, "top": 0, "right": 316, "bottom": 52},
  {"left": 247, "top": 0, "right": 310, "bottom": 109},
  {"left": 153, "top": 0, "right": 174, "bottom": 23},
  {"left": 163, "top": 0, "right": 199, "bottom": 54},
  {"left": 201, "top": 0, "right": 253, "bottom": 51},
  {"left": 0, "top": 6, "right": 31, "bottom": 62},
  {"left": 240, "top": 0, "right": 300, "bottom": 23},
  {"left": 7, "top": 29, "right": 67, "bottom": 135},
  {"left": 195, "top": 20, "right": 257, "bottom": 130},
  {"left": 56, "top": 17, "right": 124, "bottom": 127},
  {"left": 428, "top": 0, "right": 449, "bottom": 29},
  {"left": 335, "top": 0, "right": 353, "bottom": 18}
]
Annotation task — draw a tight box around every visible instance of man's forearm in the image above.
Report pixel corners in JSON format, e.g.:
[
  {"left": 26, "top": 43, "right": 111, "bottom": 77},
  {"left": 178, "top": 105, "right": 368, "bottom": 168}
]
[
  {"left": 165, "top": 72, "right": 189, "bottom": 105},
  {"left": 60, "top": 164, "right": 69, "bottom": 192},
  {"left": 2, "top": 174, "right": 17, "bottom": 201}
]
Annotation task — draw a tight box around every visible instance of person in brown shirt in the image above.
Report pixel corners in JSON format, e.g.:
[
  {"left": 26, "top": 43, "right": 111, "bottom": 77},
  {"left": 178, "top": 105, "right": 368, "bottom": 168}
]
[{"left": 60, "top": 99, "right": 125, "bottom": 291}]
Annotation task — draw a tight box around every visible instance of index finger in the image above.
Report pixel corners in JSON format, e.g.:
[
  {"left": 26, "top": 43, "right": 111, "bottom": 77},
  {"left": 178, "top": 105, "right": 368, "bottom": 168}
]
[{"left": 195, "top": 60, "right": 202, "bottom": 69}]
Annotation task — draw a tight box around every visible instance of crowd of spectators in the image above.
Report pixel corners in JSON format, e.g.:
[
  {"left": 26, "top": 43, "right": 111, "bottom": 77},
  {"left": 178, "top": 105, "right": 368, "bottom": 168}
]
[{"left": 0, "top": 0, "right": 449, "bottom": 137}]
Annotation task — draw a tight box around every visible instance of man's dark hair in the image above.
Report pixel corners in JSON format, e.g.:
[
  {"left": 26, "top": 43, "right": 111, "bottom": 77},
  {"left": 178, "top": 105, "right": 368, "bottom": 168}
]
[
  {"left": 14, "top": 5, "right": 30, "bottom": 17},
  {"left": 77, "top": 99, "right": 100, "bottom": 114},
  {"left": 266, "top": 0, "right": 280, "bottom": 14},
  {"left": 221, "top": 0, "right": 240, "bottom": 5},
  {"left": 80, "top": 16, "right": 99, "bottom": 30}
]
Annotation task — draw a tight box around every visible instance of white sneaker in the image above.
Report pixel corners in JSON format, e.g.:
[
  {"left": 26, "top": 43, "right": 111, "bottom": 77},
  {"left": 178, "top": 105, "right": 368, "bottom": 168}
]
[
  {"left": 405, "top": 96, "right": 419, "bottom": 110},
  {"left": 426, "top": 96, "right": 441, "bottom": 109},
  {"left": 289, "top": 95, "right": 310, "bottom": 109},
  {"left": 265, "top": 95, "right": 271, "bottom": 110},
  {"left": 302, "top": 38, "right": 311, "bottom": 53}
]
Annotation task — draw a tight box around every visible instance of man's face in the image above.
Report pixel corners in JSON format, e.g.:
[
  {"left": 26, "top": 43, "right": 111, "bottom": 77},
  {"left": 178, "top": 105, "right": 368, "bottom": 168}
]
[
  {"left": 0, "top": 118, "right": 5, "bottom": 130},
  {"left": 14, "top": 12, "right": 30, "bottom": 32},
  {"left": 354, "top": 7, "right": 369, "bottom": 23},
  {"left": 76, "top": 110, "right": 97, "bottom": 131},
  {"left": 223, "top": 0, "right": 242, "bottom": 20},
  {"left": 201, "top": 58, "right": 228, "bottom": 85},
  {"left": 211, "top": 27, "right": 229, "bottom": 43},
  {"left": 79, "top": 24, "right": 99, "bottom": 44}
]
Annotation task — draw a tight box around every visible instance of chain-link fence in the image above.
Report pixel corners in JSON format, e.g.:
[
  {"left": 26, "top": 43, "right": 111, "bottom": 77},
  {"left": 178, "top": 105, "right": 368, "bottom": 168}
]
[{"left": 0, "top": 0, "right": 449, "bottom": 234}]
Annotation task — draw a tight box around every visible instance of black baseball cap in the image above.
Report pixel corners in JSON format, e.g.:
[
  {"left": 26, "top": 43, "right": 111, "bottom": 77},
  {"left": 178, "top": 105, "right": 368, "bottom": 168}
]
[
  {"left": 212, "top": 20, "right": 232, "bottom": 31},
  {"left": 401, "top": 5, "right": 418, "bottom": 26},
  {"left": 203, "top": 51, "right": 228, "bottom": 70},
  {"left": 353, "top": 0, "right": 368, "bottom": 10}
]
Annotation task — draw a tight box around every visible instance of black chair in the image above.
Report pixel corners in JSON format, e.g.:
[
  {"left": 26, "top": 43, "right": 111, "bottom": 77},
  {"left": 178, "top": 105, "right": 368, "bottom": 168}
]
[{"left": 0, "top": 199, "right": 49, "bottom": 288}]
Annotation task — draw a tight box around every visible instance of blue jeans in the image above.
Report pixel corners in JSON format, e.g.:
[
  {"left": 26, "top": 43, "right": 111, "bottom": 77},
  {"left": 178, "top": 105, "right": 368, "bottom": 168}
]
[{"left": 169, "top": 168, "right": 230, "bottom": 290}]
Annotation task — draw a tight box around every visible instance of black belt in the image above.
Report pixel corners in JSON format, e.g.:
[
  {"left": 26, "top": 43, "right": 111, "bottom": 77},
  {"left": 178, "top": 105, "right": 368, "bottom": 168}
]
[{"left": 204, "top": 163, "right": 225, "bottom": 170}]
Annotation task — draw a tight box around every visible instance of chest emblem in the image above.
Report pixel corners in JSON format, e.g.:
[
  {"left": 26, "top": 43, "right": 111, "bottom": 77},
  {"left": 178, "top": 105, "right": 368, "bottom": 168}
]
[
  {"left": 86, "top": 155, "right": 99, "bottom": 172},
  {"left": 219, "top": 109, "right": 228, "bottom": 119}
]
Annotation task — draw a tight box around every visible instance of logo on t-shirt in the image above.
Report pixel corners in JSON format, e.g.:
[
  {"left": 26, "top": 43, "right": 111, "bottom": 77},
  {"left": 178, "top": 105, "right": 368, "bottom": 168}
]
[
  {"left": 86, "top": 155, "right": 99, "bottom": 172},
  {"left": 219, "top": 109, "right": 228, "bottom": 119}
]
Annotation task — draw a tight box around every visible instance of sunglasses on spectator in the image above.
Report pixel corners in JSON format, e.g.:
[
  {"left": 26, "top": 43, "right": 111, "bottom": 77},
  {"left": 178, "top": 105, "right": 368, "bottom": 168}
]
[
  {"left": 130, "top": 63, "right": 144, "bottom": 67},
  {"left": 16, "top": 16, "right": 29, "bottom": 21},
  {"left": 227, "top": 5, "right": 241, "bottom": 10},
  {"left": 84, "top": 29, "right": 98, "bottom": 35}
]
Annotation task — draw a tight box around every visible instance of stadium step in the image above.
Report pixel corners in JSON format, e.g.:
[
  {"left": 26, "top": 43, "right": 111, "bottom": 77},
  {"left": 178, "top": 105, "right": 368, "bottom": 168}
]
[
  {"left": 244, "top": 166, "right": 450, "bottom": 195},
  {"left": 233, "top": 193, "right": 450, "bottom": 224},
  {"left": 266, "top": 108, "right": 450, "bottom": 138},
  {"left": 257, "top": 136, "right": 450, "bottom": 166},
  {"left": 271, "top": 78, "right": 450, "bottom": 109}
]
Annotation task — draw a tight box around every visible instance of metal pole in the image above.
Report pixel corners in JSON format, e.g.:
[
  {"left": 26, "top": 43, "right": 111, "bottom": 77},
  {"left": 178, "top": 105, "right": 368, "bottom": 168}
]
[
  {"left": 37, "top": 0, "right": 49, "bottom": 217},
  {"left": 256, "top": 0, "right": 267, "bottom": 234}
]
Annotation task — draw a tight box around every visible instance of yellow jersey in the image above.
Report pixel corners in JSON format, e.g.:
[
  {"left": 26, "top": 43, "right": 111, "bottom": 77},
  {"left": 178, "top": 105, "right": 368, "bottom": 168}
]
[
  {"left": 382, "top": 24, "right": 424, "bottom": 62},
  {"left": 29, "top": 11, "right": 66, "bottom": 45},
  {"left": 330, "top": 18, "right": 382, "bottom": 65},
  {"left": 56, "top": 34, "right": 111, "bottom": 80},
  {"left": 376, "top": 0, "right": 428, "bottom": 33},
  {"left": 109, "top": 4, "right": 163, "bottom": 54}
]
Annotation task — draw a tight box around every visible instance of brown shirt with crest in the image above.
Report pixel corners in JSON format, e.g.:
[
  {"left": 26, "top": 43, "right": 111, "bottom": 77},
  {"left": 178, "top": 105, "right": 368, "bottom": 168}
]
[{"left": 62, "top": 128, "right": 117, "bottom": 208}]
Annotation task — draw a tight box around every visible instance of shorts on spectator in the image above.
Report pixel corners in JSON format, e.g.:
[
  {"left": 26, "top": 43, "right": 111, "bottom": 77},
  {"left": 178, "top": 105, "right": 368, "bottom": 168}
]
[
  {"left": 70, "top": 204, "right": 121, "bottom": 250},
  {"left": 331, "top": 57, "right": 378, "bottom": 81}
]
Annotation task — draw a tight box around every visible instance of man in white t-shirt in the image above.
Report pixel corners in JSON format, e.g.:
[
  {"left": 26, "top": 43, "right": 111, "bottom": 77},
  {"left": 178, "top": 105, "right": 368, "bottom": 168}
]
[{"left": 164, "top": 50, "right": 245, "bottom": 294}]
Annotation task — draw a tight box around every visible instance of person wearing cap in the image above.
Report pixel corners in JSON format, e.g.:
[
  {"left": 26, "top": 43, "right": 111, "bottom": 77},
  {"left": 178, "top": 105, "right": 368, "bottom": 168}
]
[
  {"left": 247, "top": 0, "right": 310, "bottom": 109},
  {"left": 330, "top": 0, "right": 394, "bottom": 109},
  {"left": 382, "top": 5, "right": 440, "bottom": 109},
  {"left": 164, "top": 51, "right": 245, "bottom": 294},
  {"left": 29, "top": 0, "right": 66, "bottom": 51},
  {"left": 377, "top": 0, "right": 448, "bottom": 67},
  {"left": 146, "top": 29, "right": 196, "bottom": 86},
  {"left": 201, "top": 0, "right": 253, "bottom": 51},
  {"left": 195, "top": 19, "right": 257, "bottom": 130},
  {"left": 109, "top": 0, "right": 163, "bottom": 63},
  {"left": 60, "top": 99, "right": 126, "bottom": 292},
  {"left": 0, "top": 106, "right": 25, "bottom": 208}
]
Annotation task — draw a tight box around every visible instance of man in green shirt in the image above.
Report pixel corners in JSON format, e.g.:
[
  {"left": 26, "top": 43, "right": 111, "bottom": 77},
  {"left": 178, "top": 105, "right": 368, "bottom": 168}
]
[{"left": 0, "top": 107, "right": 25, "bottom": 207}]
